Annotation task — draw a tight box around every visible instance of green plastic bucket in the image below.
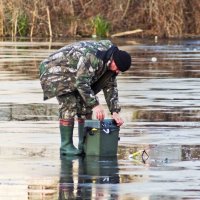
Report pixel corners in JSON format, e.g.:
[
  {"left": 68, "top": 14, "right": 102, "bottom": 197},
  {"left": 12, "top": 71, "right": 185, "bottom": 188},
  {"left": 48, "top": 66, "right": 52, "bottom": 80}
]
[{"left": 83, "top": 119, "right": 120, "bottom": 156}]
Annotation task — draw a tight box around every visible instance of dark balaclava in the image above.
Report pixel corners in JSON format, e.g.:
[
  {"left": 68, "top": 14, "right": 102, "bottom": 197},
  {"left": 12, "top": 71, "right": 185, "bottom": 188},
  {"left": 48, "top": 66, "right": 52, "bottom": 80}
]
[
  {"left": 96, "top": 45, "right": 118, "bottom": 63},
  {"left": 96, "top": 45, "right": 131, "bottom": 72},
  {"left": 112, "top": 50, "right": 132, "bottom": 72}
]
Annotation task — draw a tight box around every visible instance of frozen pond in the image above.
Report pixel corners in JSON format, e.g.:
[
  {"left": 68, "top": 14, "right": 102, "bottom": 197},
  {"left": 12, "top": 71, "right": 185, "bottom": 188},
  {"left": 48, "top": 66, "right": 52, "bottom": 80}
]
[{"left": 0, "top": 38, "right": 200, "bottom": 199}]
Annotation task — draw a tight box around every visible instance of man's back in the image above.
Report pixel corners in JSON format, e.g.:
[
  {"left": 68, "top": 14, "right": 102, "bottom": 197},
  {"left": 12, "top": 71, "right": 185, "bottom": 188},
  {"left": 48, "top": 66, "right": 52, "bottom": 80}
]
[{"left": 39, "top": 40, "right": 112, "bottom": 100}]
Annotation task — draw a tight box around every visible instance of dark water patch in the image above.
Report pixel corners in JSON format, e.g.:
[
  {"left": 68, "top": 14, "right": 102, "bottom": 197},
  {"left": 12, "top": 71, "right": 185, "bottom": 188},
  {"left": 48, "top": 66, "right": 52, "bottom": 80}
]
[
  {"left": 0, "top": 61, "right": 40, "bottom": 80},
  {"left": 118, "top": 144, "right": 200, "bottom": 163},
  {"left": 1, "top": 102, "right": 200, "bottom": 122},
  {"left": 0, "top": 103, "right": 58, "bottom": 121},
  {"left": 128, "top": 40, "right": 200, "bottom": 78},
  {"left": 0, "top": 41, "right": 65, "bottom": 80},
  {"left": 133, "top": 108, "right": 200, "bottom": 122}
]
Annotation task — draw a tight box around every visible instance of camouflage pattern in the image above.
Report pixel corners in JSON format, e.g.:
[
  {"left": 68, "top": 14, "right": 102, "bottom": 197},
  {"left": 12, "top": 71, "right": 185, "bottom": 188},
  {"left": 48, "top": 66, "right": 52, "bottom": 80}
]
[
  {"left": 57, "top": 92, "right": 93, "bottom": 119},
  {"left": 39, "top": 40, "right": 121, "bottom": 116}
]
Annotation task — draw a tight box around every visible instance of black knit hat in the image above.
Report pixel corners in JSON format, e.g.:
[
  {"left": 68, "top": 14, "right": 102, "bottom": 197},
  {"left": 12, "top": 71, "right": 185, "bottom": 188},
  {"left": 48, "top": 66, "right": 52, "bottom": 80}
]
[{"left": 113, "top": 50, "right": 132, "bottom": 72}]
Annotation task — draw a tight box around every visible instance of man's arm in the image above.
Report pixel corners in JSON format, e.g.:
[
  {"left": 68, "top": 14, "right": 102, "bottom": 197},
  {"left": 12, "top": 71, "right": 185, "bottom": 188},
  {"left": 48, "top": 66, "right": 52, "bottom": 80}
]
[
  {"left": 76, "top": 55, "right": 106, "bottom": 120},
  {"left": 103, "top": 75, "right": 121, "bottom": 114},
  {"left": 103, "top": 76, "right": 124, "bottom": 126},
  {"left": 76, "top": 56, "right": 99, "bottom": 108}
]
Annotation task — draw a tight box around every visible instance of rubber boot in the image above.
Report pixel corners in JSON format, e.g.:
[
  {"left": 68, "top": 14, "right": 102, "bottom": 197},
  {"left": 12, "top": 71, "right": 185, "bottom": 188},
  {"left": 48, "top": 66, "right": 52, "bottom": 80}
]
[
  {"left": 78, "top": 118, "right": 85, "bottom": 154},
  {"left": 60, "top": 119, "right": 81, "bottom": 156}
]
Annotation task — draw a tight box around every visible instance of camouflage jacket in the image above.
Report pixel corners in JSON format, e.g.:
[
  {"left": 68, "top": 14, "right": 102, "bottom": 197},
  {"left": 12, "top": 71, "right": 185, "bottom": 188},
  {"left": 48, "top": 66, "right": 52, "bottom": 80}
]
[{"left": 39, "top": 40, "right": 121, "bottom": 113}]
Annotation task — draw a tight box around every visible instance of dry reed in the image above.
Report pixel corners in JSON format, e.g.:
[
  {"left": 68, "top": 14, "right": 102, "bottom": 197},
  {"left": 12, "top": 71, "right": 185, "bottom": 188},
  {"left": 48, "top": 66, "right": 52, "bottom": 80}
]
[{"left": 0, "top": 0, "right": 199, "bottom": 38}]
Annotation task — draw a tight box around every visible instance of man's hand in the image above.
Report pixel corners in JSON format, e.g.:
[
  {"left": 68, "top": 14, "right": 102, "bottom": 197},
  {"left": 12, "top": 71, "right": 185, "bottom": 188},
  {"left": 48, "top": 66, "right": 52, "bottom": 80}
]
[
  {"left": 112, "top": 112, "right": 124, "bottom": 126},
  {"left": 92, "top": 105, "right": 105, "bottom": 121}
]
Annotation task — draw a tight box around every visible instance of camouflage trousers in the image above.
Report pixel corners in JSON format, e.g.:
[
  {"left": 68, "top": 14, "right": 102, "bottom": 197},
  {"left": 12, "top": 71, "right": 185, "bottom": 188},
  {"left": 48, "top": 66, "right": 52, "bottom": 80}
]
[{"left": 56, "top": 92, "right": 93, "bottom": 120}]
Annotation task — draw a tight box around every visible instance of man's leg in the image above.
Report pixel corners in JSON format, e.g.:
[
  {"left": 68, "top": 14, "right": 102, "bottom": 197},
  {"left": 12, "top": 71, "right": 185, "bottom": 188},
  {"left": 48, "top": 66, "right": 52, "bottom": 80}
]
[
  {"left": 57, "top": 93, "right": 81, "bottom": 156},
  {"left": 76, "top": 94, "right": 92, "bottom": 154}
]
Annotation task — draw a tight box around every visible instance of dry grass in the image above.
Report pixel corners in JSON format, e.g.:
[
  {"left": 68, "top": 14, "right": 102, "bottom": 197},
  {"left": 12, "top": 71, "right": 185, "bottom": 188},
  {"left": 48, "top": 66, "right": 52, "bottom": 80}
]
[{"left": 0, "top": 0, "right": 199, "bottom": 38}]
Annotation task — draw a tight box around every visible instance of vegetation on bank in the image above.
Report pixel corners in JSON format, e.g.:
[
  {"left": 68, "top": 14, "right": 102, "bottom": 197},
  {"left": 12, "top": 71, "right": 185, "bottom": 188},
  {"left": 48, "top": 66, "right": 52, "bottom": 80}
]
[{"left": 0, "top": 0, "right": 199, "bottom": 38}]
